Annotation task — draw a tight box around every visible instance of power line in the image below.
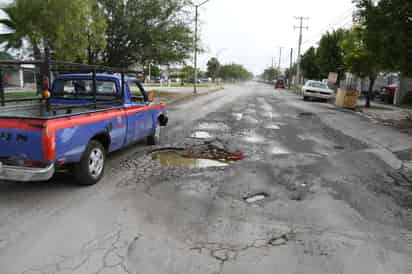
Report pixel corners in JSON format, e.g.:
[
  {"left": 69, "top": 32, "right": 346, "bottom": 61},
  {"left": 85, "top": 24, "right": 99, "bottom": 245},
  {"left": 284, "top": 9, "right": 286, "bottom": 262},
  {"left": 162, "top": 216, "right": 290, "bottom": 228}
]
[{"left": 302, "top": 7, "right": 354, "bottom": 47}]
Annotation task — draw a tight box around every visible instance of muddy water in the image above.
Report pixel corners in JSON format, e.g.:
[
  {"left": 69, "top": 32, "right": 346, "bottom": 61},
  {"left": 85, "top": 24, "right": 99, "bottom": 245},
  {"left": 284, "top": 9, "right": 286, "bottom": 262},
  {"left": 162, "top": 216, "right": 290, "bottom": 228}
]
[{"left": 152, "top": 151, "right": 229, "bottom": 168}]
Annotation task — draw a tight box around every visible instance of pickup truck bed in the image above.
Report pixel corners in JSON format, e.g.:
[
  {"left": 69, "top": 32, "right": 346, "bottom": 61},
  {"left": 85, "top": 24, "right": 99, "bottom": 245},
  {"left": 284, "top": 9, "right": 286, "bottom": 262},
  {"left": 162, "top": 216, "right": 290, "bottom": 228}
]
[{"left": 0, "top": 102, "right": 120, "bottom": 119}]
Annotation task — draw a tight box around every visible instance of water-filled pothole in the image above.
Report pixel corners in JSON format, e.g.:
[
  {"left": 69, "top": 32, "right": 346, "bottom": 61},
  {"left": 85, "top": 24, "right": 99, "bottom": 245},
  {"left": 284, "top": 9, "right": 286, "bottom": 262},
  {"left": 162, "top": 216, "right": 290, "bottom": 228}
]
[
  {"left": 152, "top": 151, "right": 229, "bottom": 168},
  {"left": 150, "top": 141, "right": 244, "bottom": 169},
  {"left": 265, "top": 124, "right": 281, "bottom": 130},
  {"left": 197, "top": 122, "right": 230, "bottom": 131},
  {"left": 232, "top": 113, "right": 243, "bottom": 121},
  {"left": 243, "top": 192, "right": 269, "bottom": 203},
  {"left": 243, "top": 134, "right": 265, "bottom": 144},
  {"left": 191, "top": 131, "right": 213, "bottom": 139}
]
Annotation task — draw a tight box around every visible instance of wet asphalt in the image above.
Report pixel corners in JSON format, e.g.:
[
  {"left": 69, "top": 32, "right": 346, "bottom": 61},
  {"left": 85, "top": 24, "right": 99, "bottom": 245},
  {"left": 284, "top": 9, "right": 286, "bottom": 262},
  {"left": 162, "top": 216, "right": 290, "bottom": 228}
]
[{"left": 1, "top": 82, "right": 412, "bottom": 274}]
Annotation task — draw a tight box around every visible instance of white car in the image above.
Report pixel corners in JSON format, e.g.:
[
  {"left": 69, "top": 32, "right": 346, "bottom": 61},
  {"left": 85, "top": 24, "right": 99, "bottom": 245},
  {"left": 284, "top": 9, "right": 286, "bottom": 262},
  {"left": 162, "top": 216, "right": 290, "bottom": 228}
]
[{"left": 302, "top": 80, "right": 335, "bottom": 101}]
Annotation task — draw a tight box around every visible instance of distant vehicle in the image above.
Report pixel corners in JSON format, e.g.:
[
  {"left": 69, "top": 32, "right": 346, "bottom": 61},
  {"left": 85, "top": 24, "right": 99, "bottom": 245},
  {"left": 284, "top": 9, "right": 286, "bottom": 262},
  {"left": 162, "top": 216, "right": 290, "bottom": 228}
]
[
  {"left": 376, "top": 84, "right": 397, "bottom": 104},
  {"left": 274, "top": 79, "right": 285, "bottom": 89},
  {"left": 302, "top": 80, "right": 334, "bottom": 101}
]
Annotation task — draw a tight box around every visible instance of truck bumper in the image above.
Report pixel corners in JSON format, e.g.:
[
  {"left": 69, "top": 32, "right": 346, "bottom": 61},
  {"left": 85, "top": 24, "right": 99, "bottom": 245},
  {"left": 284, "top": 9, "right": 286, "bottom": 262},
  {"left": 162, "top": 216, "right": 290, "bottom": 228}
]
[{"left": 0, "top": 162, "right": 55, "bottom": 182}]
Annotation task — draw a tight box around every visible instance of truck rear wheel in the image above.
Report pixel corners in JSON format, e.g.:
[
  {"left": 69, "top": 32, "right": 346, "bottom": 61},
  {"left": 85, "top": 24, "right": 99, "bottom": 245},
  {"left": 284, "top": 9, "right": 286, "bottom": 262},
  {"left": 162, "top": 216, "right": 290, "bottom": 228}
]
[
  {"left": 74, "top": 140, "right": 106, "bottom": 186},
  {"left": 147, "top": 121, "right": 161, "bottom": 145}
]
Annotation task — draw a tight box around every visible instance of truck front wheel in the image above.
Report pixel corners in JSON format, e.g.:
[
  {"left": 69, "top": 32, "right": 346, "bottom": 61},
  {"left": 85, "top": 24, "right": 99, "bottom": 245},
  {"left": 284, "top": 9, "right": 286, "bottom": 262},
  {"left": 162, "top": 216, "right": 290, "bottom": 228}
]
[{"left": 74, "top": 140, "right": 106, "bottom": 186}]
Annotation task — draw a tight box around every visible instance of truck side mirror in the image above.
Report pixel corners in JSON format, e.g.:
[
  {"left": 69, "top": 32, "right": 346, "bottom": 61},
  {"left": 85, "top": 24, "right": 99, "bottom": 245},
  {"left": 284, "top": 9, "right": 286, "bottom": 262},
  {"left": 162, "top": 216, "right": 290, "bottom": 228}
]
[{"left": 147, "top": 91, "right": 154, "bottom": 102}]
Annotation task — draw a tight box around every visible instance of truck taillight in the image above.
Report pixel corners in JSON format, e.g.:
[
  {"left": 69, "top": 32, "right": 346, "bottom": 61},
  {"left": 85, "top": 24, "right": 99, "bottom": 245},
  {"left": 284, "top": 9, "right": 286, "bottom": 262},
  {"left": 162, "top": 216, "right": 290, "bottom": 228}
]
[{"left": 42, "top": 78, "right": 49, "bottom": 90}]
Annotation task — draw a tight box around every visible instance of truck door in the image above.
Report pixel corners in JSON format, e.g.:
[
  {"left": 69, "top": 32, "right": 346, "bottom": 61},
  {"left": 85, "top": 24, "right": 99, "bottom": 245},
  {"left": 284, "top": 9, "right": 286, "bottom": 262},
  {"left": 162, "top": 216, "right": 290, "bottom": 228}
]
[{"left": 127, "top": 81, "right": 152, "bottom": 142}]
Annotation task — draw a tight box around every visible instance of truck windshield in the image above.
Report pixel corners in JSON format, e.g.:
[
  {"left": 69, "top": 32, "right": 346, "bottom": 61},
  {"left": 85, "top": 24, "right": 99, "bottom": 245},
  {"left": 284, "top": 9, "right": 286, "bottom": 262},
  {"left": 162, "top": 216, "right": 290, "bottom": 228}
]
[{"left": 52, "top": 79, "right": 119, "bottom": 100}]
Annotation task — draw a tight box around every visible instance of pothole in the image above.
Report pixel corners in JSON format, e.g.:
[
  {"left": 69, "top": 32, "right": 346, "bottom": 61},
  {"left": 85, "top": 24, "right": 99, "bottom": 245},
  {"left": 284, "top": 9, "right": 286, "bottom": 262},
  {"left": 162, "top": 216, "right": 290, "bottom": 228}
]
[
  {"left": 243, "top": 192, "right": 269, "bottom": 203},
  {"left": 152, "top": 151, "right": 230, "bottom": 168},
  {"left": 197, "top": 122, "right": 230, "bottom": 131},
  {"left": 150, "top": 141, "right": 244, "bottom": 169},
  {"left": 271, "top": 146, "right": 290, "bottom": 155},
  {"left": 232, "top": 113, "right": 243, "bottom": 121},
  {"left": 299, "top": 112, "right": 315, "bottom": 117},
  {"left": 265, "top": 124, "right": 281, "bottom": 130},
  {"left": 243, "top": 134, "right": 265, "bottom": 144},
  {"left": 334, "top": 145, "right": 345, "bottom": 150},
  {"left": 191, "top": 131, "right": 213, "bottom": 139}
]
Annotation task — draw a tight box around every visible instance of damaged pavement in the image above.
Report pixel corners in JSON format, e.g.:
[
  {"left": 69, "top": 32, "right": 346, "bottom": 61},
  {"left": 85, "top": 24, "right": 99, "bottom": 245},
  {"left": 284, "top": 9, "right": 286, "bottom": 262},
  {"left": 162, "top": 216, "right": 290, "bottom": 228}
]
[{"left": 1, "top": 83, "right": 412, "bottom": 273}]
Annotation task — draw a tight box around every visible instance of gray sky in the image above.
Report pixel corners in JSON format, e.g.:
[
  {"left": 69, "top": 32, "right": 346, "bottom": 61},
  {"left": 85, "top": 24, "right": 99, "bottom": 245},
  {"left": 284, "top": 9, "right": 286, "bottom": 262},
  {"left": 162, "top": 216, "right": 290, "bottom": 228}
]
[
  {"left": 198, "top": 0, "right": 354, "bottom": 74},
  {"left": 0, "top": 0, "right": 354, "bottom": 75}
]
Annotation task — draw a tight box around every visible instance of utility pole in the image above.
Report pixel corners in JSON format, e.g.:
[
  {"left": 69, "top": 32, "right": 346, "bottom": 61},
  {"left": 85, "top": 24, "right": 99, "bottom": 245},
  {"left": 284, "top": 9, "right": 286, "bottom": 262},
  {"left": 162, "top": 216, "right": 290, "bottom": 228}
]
[
  {"left": 289, "top": 48, "right": 293, "bottom": 89},
  {"left": 193, "top": 0, "right": 211, "bottom": 94},
  {"left": 278, "top": 47, "right": 283, "bottom": 69},
  {"left": 294, "top": 16, "right": 309, "bottom": 86}
]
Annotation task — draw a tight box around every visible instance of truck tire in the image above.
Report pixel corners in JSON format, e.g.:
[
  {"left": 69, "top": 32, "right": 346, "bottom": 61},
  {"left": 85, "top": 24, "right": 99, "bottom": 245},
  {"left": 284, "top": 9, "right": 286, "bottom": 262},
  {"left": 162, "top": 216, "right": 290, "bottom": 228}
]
[
  {"left": 147, "top": 121, "right": 161, "bottom": 145},
  {"left": 74, "top": 140, "right": 106, "bottom": 186},
  {"left": 303, "top": 96, "right": 309, "bottom": 101}
]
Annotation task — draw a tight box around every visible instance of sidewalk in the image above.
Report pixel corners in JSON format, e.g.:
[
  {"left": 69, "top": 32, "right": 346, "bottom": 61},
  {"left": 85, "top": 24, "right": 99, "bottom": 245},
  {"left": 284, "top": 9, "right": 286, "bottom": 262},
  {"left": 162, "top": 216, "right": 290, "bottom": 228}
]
[{"left": 355, "top": 99, "right": 412, "bottom": 135}]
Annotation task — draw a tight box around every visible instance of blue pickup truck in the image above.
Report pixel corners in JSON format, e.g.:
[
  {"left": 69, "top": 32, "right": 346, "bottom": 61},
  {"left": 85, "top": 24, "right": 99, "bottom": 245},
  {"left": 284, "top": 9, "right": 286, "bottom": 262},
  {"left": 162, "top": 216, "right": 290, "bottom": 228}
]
[{"left": 0, "top": 73, "right": 168, "bottom": 185}]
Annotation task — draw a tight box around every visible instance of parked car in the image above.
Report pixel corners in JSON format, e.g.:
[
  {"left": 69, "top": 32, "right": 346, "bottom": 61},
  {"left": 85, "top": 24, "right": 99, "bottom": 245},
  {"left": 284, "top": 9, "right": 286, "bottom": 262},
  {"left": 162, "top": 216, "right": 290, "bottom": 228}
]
[
  {"left": 376, "top": 84, "right": 397, "bottom": 104},
  {"left": 302, "top": 80, "right": 334, "bottom": 101},
  {"left": 0, "top": 73, "right": 168, "bottom": 185},
  {"left": 275, "top": 79, "right": 285, "bottom": 89}
]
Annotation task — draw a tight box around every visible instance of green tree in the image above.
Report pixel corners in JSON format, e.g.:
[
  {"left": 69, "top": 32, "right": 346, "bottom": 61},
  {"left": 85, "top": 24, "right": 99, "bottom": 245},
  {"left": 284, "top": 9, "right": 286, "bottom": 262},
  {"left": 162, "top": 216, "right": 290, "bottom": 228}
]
[
  {"left": 99, "top": 0, "right": 194, "bottom": 67},
  {"left": 261, "top": 67, "right": 281, "bottom": 82},
  {"left": 317, "top": 29, "right": 346, "bottom": 82},
  {"left": 0, "top": 0, "right": 106, "bottom": 62},
  {"left": 301, "top": 47, "right": 321, "bottom": 80},
  {"left": 355, "top": 0, "right": 412, "bottom": 75},
  {"left": 219, "top": 63, "right": 253, "bottom": 81},
  {"left": 341, "top": 25, "right": 382, "bottom": 107},
  {"left": 206, "top": 57, "right": 220, "bottom": 82}
]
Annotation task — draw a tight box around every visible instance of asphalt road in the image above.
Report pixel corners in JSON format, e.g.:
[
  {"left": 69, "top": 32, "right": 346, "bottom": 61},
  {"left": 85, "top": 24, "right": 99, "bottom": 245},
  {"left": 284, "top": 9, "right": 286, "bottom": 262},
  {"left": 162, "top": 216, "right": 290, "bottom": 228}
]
[{"left": 1, "top": 82, "right": 412, "bottom": 274}]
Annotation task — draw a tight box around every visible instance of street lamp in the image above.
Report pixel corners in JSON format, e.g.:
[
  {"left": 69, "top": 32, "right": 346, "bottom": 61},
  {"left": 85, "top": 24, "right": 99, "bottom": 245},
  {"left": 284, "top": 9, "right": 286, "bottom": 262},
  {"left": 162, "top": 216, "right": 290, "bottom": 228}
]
[{"left": 193, "top": 0, "right": 211, "bottom": 94}]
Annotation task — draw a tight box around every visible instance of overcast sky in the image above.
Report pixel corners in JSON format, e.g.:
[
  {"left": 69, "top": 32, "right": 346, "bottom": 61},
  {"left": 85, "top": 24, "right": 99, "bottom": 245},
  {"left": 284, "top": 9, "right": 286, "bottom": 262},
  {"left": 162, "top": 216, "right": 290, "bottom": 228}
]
[
  {"left": 198, "top": 0, "right": 354, "bottom": 74},
  {"left": 0, "top": 0, "right": 354, "bottom": 75}
]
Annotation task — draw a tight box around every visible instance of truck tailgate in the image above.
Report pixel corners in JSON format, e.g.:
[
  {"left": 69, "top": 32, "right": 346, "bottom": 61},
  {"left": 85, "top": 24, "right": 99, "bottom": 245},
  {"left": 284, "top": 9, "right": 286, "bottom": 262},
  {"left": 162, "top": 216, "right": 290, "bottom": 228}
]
[{"left": 0, "top": 118, "right": 45, "bottom": 163}]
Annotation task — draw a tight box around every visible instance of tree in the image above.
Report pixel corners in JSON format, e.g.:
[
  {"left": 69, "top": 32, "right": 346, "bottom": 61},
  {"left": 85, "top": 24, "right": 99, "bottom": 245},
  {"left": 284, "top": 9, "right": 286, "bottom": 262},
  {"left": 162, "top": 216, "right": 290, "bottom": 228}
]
[
  {"left": 219, "top": 63, "right": 253, "bottom": 82},
  {"left": 261, "top": 67, "right": 281, "bottom": 82},
  {"left": 341, "top": 25, "right": 381, "bottom": 107},
  {"left": 300, "top": 47, "right": 321, "bottom": 80},
  {"left": 0, "top": 0, "right": 106, "bottom": 62},
  {"left": 317, "top": 29, "right": 346, "bottom": 83},
  {"left": 99, "top": 0, "right": 194, "bottom": 67},
  {"left": 355, "top": 0, "right": 412, "bottom": 75},
  {"left": 206, "top": 57, "right": 220, "bottom": 82}
]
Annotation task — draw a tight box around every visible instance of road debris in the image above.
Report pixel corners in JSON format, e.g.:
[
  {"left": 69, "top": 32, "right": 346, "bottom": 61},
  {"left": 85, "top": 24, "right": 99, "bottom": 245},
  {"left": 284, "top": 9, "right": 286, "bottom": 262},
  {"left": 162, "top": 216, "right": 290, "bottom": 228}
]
[{"left": 243, "top": 192, "right": 269, "bottom": 203}]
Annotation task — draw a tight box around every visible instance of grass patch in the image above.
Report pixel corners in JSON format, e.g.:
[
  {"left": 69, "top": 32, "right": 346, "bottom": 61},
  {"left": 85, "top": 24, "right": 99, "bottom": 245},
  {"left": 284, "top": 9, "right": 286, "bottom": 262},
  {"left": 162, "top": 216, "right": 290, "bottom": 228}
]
[{"left": 4, "top": 91, "right": 38, "bottom": 100}]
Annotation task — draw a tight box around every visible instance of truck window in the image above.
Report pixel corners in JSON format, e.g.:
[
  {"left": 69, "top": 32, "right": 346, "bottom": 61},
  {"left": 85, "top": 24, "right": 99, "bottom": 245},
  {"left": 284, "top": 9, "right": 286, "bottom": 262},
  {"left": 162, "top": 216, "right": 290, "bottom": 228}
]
[
  {"left": 128, "top": 81, "right": 148, "bottom": 102},
  {"left": 52, "top": 79, "right": 118, "bottom": 100}
]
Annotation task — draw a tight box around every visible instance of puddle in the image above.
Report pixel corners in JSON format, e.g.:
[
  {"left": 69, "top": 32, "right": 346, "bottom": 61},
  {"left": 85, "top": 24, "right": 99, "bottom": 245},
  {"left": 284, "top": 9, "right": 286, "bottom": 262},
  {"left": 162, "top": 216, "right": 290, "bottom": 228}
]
[
  {"left": 243, "top": 134, "right": 265, "bottom": 144},
  {"left": 152, "top": 151, "right": 229, "bottom": 168},
  {"left": 244, "top": 192, "right": 269, "bottom": 203},
  {"left": 271, "top": 147, "right": 290, "bottom": 155},
  {"left": 232, "top": 113, "right": 243, "bottom": 121},
  {"left": 265, "top": 124, "right": 281, "bottom": 130},
  {"left": 197, "top": 122, "right": 230, "bottom": 131},
  {"left": 191, "top": 131, "right": 213, "bottom": 139}
]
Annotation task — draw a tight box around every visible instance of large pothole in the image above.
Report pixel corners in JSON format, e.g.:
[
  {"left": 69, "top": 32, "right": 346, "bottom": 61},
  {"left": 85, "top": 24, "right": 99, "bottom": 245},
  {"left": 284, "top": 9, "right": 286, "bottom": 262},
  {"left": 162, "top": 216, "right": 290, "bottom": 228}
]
[{"left": 150, "top": 140, "right": 244, "bottom": 169}]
